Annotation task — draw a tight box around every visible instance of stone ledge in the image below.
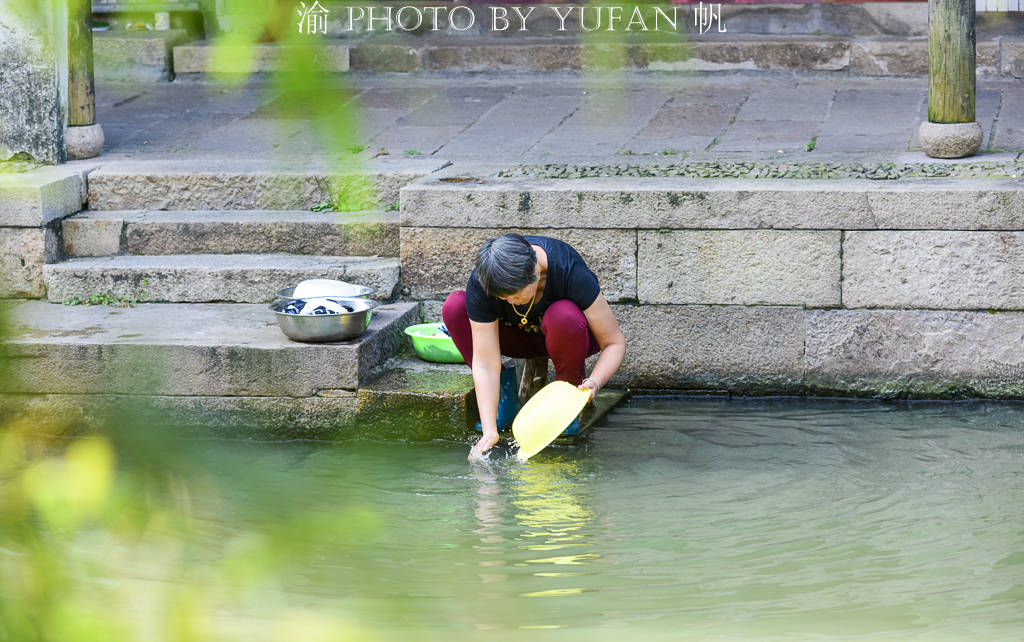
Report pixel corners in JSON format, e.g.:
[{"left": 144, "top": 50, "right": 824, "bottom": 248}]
[
  {"left": 851, "top": 38, "right": 1000, "bottom": 76},
  {"left": 637, "top": 230, "right": 841, "bottom": 306},
  {"left": 805, "top": 309, "right": 1024, "bottom": 399},
  {"left": 43, "top": 254, "right": 401, "bottom": 303},
  {"left": 0, "top": 168, "right": 86, "bottom": 227},
  {"left": 400, "top": 176, "right": 1024, "bottom": 231},
  {"left": 357, "top": 357, "right": 477, "bottom": 441},
  {"left": 400, "top": 226, "right": 637, "bottom": 302},
  {"left": 1002, "top": 40, "right": 1024, "bottom": 79},
  {"left": 843, "top": 231, "right": 1024, "bottom": 310},
  {"left": 0, "top": 301, "right": 418, "bottom": 395},
  {"left": 94, "top": 29, "right": 191, "bottom": 82},
  {"left": 173, "top": 41, "right": 350, "bottom": 74},
  {"left": 0, "top": 392, "right": 360, "bottom": 440},
  {"left": 87, "top": 159, "right": 445, "bottom": 211},
  {"left": 62, "top": 210, "right": 399, "bottom": 257}
]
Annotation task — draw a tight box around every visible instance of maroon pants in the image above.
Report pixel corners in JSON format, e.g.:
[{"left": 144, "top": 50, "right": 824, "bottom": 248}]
[{"left": 442, "top": 291, "right": 600, "bottom": 386}]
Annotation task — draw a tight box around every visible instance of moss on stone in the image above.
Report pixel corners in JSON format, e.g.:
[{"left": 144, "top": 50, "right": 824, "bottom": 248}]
[{"left": 497, "top": 160, "right": 1024, "bottom": 181}]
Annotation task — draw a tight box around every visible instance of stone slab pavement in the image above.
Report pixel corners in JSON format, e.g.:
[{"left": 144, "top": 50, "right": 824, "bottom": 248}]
[{"left": 91, "top": 71, "right": 1024, "bottom": 168}]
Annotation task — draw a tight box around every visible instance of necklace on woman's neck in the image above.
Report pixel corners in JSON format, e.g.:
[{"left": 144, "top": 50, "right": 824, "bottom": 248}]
[{"left": 511, "top": 292, "right": 535, "bottom": 326}]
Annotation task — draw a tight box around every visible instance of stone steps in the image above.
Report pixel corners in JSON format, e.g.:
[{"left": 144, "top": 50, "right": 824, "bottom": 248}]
[
  {"left": 1, "top": 300, "right": 418, "bottom": 396},
  {"left": 43, "top": 254, "right": 401, "bottom": 303},
  {"left": 61, "top": 209, "right": 399, "bottom": 257}
]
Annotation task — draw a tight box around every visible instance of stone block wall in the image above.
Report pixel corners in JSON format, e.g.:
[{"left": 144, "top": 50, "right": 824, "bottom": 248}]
[
  {"left": 0, "top": 169, "right": 87, "bottom": 298},
  {"left": 399, "top": 176, "right": 1024, "bottom": 399}
]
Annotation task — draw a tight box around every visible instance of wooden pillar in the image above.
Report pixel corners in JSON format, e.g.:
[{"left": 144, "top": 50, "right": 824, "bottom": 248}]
[
  {"left": 518, "top": 357, "right": 549, "bottom": 404},
  {"left": 67, "top": 0, "right": 95, "bottom": 127},
  {"left": 65, "top": 0, "right": 104, "bottom": 159},
  {"left": 920, "top": 0, "right": 982, "bottom": 157},
  {"left": 927, "top": 0, "right": 975, "bottom": 124}
]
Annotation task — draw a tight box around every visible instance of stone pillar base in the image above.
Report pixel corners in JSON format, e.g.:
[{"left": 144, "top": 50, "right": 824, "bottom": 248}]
[
  {"left": 65, "top": 123, "right": 104, "bottom": 160},
  {"left": 918, "top": 121, "right": 983, "bottom": 159}
]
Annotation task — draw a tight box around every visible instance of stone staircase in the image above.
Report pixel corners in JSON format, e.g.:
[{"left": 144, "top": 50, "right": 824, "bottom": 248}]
[{"left": 0, "top": 164, "right": 487, "bottom": 440}]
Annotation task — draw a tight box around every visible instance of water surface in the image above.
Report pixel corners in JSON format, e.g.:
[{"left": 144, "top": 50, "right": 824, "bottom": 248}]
[{"left": 10, "top": 398, "right": 1024, "bottom": 640}]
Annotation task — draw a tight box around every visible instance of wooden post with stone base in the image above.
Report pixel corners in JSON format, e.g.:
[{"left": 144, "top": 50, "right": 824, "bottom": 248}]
[
  {"left": 66, "top": 0, "right": 104, "bottom": 159},
  {"left": 918, "top": 0, "right": 982, "bottom": 158},
  {"left": 518, "top": 357, "right": 549, "bottom": 404}
]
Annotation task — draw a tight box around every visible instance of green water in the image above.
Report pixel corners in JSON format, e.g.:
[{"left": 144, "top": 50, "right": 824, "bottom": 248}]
[{"left": 4, "top": 398, "right": 1023, "bottom": 640}]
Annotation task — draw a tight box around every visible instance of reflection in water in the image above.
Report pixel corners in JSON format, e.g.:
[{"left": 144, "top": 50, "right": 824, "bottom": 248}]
[{"left": 469, "top": 452, "right": 605, "bottom": 631}]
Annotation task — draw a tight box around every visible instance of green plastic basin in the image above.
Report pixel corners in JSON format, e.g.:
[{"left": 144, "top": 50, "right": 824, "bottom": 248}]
[{"left": 404, "top": 323, "right": 465, "bottom": 364}]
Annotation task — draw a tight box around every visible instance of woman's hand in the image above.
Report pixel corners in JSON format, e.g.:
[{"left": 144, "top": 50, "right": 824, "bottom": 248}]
[
  {"left": 578, "top": 377, "right": 600, "bottom": 402},
  {"left": 469, "top": 429, "right": 499, "bottom": 461}
]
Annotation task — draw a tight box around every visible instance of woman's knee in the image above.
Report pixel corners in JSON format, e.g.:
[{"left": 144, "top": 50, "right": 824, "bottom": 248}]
[{"left": 541, "top": 299, "right": 588, "bottom": 337}]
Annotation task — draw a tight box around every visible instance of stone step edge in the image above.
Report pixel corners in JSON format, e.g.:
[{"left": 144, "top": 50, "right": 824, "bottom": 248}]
[
  {"left": 398, "top": 175, "right": 1024, "bottom": 232},
  {"left": 61, "top": 210, "right": 400, "bottom": 258},
  {"left": 42, "top": 254, "right": 402, "bottom": 304},
  {"left": 169, "top": 36, "right": 1022, "bottom": 76},
  {"left": 85, "top": 161, "right": 450, "bottom": 211}
]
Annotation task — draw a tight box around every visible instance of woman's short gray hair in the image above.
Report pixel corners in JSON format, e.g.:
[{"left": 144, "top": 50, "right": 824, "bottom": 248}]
[{"left": 475, "top": 234, "right": 538, "bottom": 297}]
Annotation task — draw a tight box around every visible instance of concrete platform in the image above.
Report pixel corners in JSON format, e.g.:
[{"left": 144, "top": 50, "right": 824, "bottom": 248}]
[
  {"left": 42, "top": 253, "right": 401, "bottom": 303},
  {"left": 90, "top": 74, "right": 1024, "bottom": 168},
  {"left": 0, "top": 300, "right": 418, "bottom": 396}
]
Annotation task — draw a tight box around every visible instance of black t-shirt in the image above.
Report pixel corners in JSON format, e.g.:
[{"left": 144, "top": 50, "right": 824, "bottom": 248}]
[{"left": 465, "top": 236, "right": 601, "bottom": 334}]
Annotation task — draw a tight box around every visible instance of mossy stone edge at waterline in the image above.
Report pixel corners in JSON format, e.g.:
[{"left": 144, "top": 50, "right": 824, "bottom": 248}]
[{"left": 496, "top": 160, "right": 1024, "bottom": 180}]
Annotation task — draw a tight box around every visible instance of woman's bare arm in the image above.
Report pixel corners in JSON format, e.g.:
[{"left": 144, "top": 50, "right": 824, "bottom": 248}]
[{"left": 580, "top": 293, "right": 626, "bottom": 400}]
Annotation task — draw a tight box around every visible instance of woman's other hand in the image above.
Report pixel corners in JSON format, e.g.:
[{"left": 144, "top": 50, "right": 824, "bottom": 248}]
[
  {"left": 469, "top": 429, "right": 499, "bottom": 461},
  {"left": 579, "top": 377, "right": 600, "bottom": 402}
]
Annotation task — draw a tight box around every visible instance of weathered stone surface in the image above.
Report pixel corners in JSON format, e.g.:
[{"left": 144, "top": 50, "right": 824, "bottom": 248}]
[
  {"left": 173, "top": 41, "right": 349, "bottom": 74},
  {"left": 0, "top": 392, "right": 362, "bottom": 440},
  {"left": 610, "top": 304, "right": 806, "bottom": 392},
  {"left": 0, "top": 11, "right": 64, "bottom": 164},
  {"left": 357, "top": 358, "right": 477, "bottom": 441},
  {"left": 805, "top": 309, "right": 1024, "bottom": 398},
  {"left": 865, "top": 181, "right": 1024, "bottom": 230},
  {"left": 851, "top": 39, "right": 998, "bottom": 76},
  {"left": 844, "top": 231, "right": 1024, "bottom": 310},
  {"left": 62, "top": 213, "right": 124, "bottom": 256},
  {"left": 0, "top": 227, "right": 58, "bottom": 298},
  {"left": 0, "top": 168, "right": 85, "bottom": 227},
  {"left": 638, "top": 230, "right": 841, "bottom": 306},
  {"left": 1000, "top": 40, "right": 1024, "bottom": 79},
  {"left": 87, "top": 160, "right": 441, "bottom": 211},
  {"left": 918, "top": 121, "right": 983, "bottom": 159},
  {"left": 425, "top": 42, "right": 584, "bottom": 72},
  {"left": 63, "top": 210, "right": 399, "bottom": 257},
  {"left": 43, "top": 254, "right": 401, "bottom": 303},
  {"left": 651, "top": 38, "right": 850, "bottom": 72},
  {"left": 850, "top": 38, "right": 927, "bottom": 76},
  {"left": 402, "top": 177, "right": 1024, "bottom": 231},
  {"left": 350, "top": 42, "right": 424, "bottom": 72},
  {"left": 93, "top": 29, "right": 189, "bottom": 82},
  {"left": 1, "top": 301, "right": 418, "bottom": 395},
  {"left": 400, "top": 227, "right": 637, "bottom": 301}
]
